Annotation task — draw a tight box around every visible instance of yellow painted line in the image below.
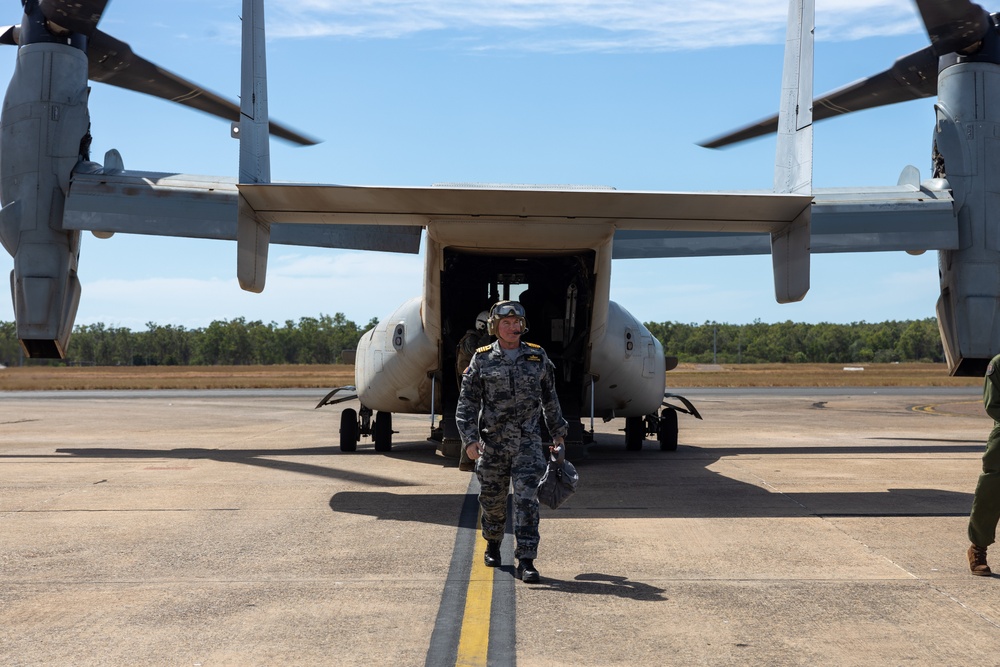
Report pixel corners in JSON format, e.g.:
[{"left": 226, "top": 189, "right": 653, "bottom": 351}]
[
  {"left": 455, "top": 517, "right": 494, "bottom": 667},
  {"left": 911, "top": 401, "right": 980, "bottom": 415}
]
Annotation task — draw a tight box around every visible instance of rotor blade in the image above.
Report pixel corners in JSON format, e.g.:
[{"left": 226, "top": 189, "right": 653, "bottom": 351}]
[
  {"left": 0, "top": 25, "right": 17, "bottom": 46},
  {"left": 701, "top": 45, "right": 939, "bottom": 149},
  {"left": 87, "top": 29, "right": 318, "bottom": 146},
  {"left": 914, "top": 0, "right": 992, "bottom": 56},
  {"left": 38, "top": 0, "right": 110, "bottom": 37}
]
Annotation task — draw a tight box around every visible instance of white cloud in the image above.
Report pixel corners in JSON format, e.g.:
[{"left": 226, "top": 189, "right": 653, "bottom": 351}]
[{"left": 266, "top": 0, "right": 922, "bottom": 52}]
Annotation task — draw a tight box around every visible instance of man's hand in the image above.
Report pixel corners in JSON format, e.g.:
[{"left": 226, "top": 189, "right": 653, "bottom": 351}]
[
  {"left": 465, "top": 441, "right": 484, "bottom": 460},
  {"left": 549, "top": 436, "right": 566, "bottom": 463}
]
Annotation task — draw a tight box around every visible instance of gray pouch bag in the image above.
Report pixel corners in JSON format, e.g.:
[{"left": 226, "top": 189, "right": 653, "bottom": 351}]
[{"left": 537, "top": 456, "right": 579, "bottom": 509}]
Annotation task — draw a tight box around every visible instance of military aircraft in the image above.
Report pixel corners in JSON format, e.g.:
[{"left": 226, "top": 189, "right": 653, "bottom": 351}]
[{"left": 0, "top": 0, "right": 988, "bottom": 454}]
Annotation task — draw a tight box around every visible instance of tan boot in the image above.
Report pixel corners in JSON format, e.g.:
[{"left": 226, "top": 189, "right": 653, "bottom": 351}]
[{"left": 968, "top": 544, "right": 992, "bottom": 576}]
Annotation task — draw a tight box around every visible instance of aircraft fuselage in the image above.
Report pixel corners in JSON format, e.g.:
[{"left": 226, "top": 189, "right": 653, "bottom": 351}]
[{"left": 354, "top": 217, "right": 668, "bottom": 432}]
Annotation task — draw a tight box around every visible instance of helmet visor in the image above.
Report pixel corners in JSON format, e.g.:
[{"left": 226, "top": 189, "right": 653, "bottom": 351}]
[{"left": 493, "top": 302, "right": 526, "bottom": 319}]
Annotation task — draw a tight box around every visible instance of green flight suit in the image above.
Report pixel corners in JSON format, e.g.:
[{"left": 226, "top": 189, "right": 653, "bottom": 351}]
[{"left": 968, "top": 352, "right": 1000, "bottom": 547}]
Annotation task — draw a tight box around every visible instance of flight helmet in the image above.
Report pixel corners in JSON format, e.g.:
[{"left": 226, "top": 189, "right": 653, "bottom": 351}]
[
  {"left": 487, "top": 300, "right": 529, "bottom": 336},
  {"left": 475, "top": 311, "right": 489, "bottom": 332}
]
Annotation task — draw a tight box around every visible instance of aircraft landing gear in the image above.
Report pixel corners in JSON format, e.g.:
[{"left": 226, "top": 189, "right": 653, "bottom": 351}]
[
  {"left": 339, "top": 408, "right": 359, "bottom": 452},
  {"left": 338, "top": 405, "right": 395, "bottom": 453},
  {"left": 656, "top": 408, "right": 678, "bottom": 451},
  {"left": 374, "top": 411, "right": 394, "bottom": 452},
  {"left": 623, "top": 409, "right": 679, "bottom": 451},
  {"left": 624, "top": 416, "right": 644, "bottom": 451}
]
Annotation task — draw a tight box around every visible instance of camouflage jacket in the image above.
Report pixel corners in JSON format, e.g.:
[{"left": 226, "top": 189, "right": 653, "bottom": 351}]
[
  {"left": 456, "top": 329, "right": 489, "bottom": 376},
  {"left": 985, "top": 353, "right": 1000, "bottom": 424},
  {"left": 456, "top": 340, "right": 568, "bottom": 447}
]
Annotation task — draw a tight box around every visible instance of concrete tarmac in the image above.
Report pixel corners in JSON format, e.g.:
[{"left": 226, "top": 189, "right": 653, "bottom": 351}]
[{"left": 1, "top": 386, "right": 997, "bottom": 666}]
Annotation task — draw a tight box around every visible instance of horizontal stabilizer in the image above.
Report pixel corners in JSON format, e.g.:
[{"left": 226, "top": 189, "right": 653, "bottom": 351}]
[{"left": 236, "top": 183, "right": 812, "bottom": 234}]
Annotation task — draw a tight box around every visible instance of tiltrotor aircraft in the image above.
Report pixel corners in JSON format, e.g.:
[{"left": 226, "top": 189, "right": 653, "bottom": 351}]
[{"left": 0, "top": 0, "right": 991, "bottom": 454}]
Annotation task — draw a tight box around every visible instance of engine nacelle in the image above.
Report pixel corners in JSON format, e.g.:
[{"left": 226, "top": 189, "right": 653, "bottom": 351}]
[
  {"left": 933, "top": 61, "right": 1000, "bottom": 376},
  {"left": 1, "top": 42, "right": 90, "bottom": 357}
]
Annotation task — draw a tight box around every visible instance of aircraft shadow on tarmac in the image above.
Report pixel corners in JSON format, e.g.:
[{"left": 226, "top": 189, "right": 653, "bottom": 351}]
[
  {"left": 328, "top": 436, "right": 979, "bottom": 522},
  {"left": 46, "top": 434, "right": 978, "bottom": 521},
  {"left": 48, "top": 444, "right": 431, "bottom": 488}
]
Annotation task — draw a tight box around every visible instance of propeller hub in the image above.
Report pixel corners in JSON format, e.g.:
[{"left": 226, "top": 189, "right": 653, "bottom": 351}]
[{"left": 19, "top": 4, "right": 86, "bottom": 50}]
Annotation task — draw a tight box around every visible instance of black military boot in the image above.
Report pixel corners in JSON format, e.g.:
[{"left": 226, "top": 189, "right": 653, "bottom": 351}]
[
  {"left": 516, "top": 558, "right": 539, "bottom": 583},
  {"left": 484, "top": 540, "right": 501, "bottom": 567}
]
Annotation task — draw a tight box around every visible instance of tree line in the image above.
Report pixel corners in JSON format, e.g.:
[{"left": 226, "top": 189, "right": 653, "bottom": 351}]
[
  {"left": 645, "top": 318, "right": 943, "bottom": 364},
  {"left": 0, "top": 316, "right": 943, "bottom": 368},
  {"left": 0, "top": 314, "right": 378, "bottom": 368}
]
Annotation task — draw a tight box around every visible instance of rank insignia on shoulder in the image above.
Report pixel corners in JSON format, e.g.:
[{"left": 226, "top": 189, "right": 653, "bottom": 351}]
[
  {"left": 989, "top": 362, "right": 996, "bottom": 376},
  {"left": 476, "top": 344, "right": 492, "bottom": 353},
  {"left": 526, "top": 355, "right": 542, "bottom": 362},
  {"left": 525, "top": 342, "right": 541, "bottom": 349}
]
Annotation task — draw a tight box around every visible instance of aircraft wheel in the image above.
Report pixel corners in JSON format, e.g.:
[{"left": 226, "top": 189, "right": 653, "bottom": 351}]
[
  {"left": 340, "top": 408, "right": 359, "bottom": 452},
  {"left": 658, "top": 409, "right": 678, "bottom": 451},
  {"left": 624, "top": 416, "right": 644, "bottom": 451},
  {"left": 374, "top": 411, "right": 393, "bottom": 452}
]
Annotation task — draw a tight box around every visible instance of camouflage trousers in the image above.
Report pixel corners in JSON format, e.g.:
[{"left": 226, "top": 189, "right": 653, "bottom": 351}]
[
  {"left": 969, "top": 427, "right": 1000, "bottom": 547},
  {"left": 476, "top": 435, "right": 547, "bottom": 559}
]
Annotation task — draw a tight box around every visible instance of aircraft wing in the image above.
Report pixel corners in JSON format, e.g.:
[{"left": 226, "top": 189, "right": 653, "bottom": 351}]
[
  {"left": 65, "top": 169, "right": 953, "bottom": 258},
  {"left": 612, "top": 181, "right": 957, "bottom": 258},
  {"left": 62, "top": 168, "right": 422, "bottom": 253}
]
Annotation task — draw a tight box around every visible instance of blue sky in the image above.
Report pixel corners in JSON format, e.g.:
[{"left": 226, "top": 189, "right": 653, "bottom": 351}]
[{"left": 0, "top": 0, "right": 948, "bottom": 330}]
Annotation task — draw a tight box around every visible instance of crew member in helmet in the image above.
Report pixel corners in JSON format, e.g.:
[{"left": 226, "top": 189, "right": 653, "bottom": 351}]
[
  {"left": 456, "top": 311, "right": 490, "bottom": 381},
  {"left": 456, "top": 300, "right": 568, "bottom": 583},
  {"left": 455, "top": 311, "right": 491, "bottom": 471}
]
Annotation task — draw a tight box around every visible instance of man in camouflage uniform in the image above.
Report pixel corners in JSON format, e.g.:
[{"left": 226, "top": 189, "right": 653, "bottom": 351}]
[
  {"left": 457, "top": 300, "right": 567, "bottom": 583},
  {"left": 967, "top": 352, "right": 1000, "bottom": 575},
  {"left": 454, "top": 312, "right": 491, "bottom": 472},
  {"left": 455, "top": 311, "right": 490, "bottom": 382}
]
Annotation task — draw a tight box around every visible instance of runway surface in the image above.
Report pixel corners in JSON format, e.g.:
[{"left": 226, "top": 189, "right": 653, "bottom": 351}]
[{"left": 1, "top": 386, "right": 997, "bottom": 666}]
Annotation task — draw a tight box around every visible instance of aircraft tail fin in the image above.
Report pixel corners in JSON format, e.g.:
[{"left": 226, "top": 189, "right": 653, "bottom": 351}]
[
  {"left": 771, "top": 0, "right": 814, "bottom": 303},
  {"left": 235, "top": 0, "right": 271, "bottom": 293}
]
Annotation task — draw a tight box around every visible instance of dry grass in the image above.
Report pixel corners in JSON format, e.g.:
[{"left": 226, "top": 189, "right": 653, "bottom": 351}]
[
  {"left": 0, "top": 364, "right": 356, "bottom": 391},
  {"left": 0, "top": 362, "right": 983, "bottom": 391}
]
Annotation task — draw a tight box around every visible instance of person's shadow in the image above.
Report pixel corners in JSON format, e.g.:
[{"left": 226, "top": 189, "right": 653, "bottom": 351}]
[{"left": 530, "top": 572, "right": 667, "bottom": 601}]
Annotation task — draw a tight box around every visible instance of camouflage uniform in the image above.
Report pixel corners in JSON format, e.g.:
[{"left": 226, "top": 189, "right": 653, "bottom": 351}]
[
  {"left": 969, "top": 352, "right": 1000, "bottom": 547},
  {"left": 455, "top": 329, "right": 489, "bottom": 383},
  {"left": 455, "top": 329, "right": 491, "bottom": 471},
  {"left": 457, "top": 340, "right": 568, "bottom": 559}
]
